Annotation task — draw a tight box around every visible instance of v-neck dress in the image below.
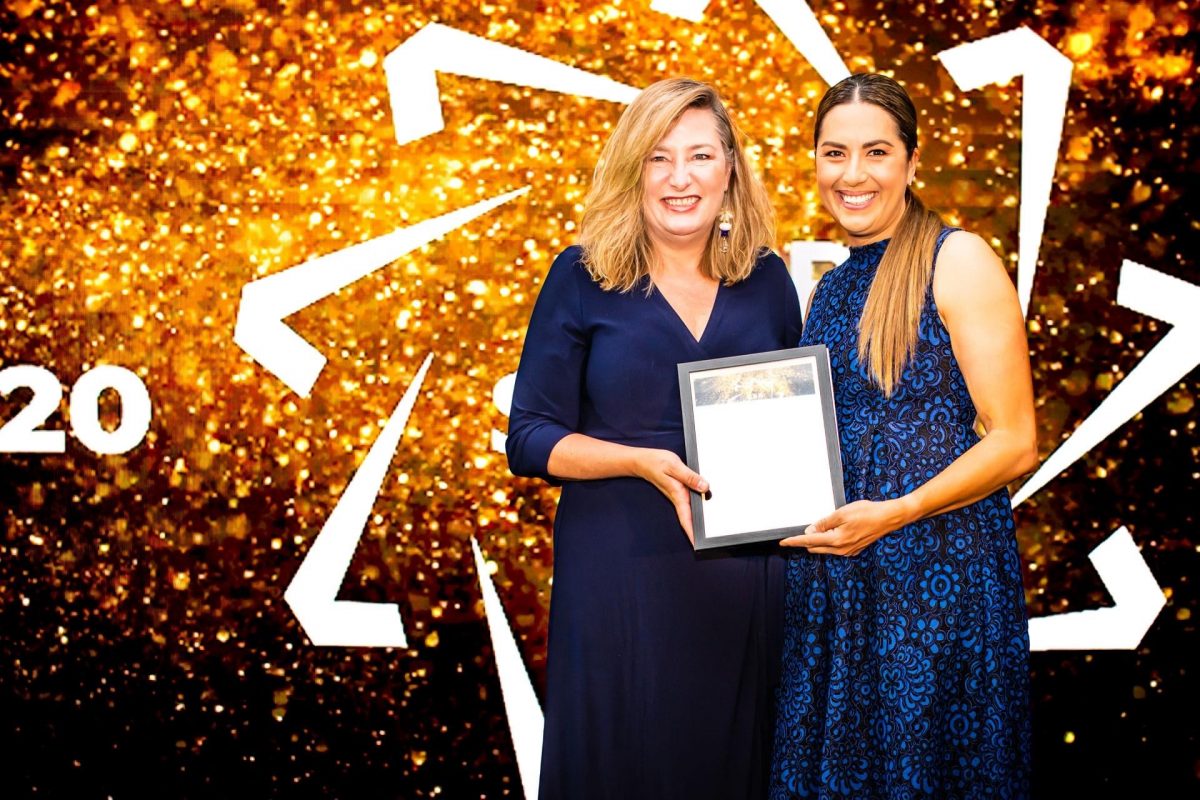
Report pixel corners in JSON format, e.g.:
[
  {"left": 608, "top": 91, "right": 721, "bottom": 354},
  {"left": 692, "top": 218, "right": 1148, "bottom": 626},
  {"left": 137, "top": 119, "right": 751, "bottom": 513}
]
[{"left": 507, "top": 245, "right": 803, "bottom": 800}]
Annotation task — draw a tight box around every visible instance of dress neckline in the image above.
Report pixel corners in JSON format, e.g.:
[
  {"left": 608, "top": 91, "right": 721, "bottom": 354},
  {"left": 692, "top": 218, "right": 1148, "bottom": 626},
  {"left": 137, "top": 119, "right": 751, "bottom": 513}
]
[
  {"left": 848, "top": 238, "right": 891, "bottom": 258},
  {"left": 650, "top": 279, "right": 724, "bottom": 347}
]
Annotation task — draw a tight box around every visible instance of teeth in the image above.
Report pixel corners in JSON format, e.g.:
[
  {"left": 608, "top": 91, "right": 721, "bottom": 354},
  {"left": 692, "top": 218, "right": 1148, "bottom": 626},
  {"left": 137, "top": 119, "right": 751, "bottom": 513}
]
[
  {"left": 665, "top": 197, "right": 699, "bottom": 208},
  {"left": 842, "top": 193, "right": 876, "bottom": 208}
]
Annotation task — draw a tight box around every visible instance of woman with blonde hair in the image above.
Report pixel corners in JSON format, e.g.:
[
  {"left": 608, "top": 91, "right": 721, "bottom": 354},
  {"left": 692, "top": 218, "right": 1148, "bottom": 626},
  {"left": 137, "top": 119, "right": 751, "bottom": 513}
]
[
  {"left": 771, "top": 73, "right": 1035, "bottom": 798},
  {"left": 507, "top": 78, "right": 802, "bottom": 798}
]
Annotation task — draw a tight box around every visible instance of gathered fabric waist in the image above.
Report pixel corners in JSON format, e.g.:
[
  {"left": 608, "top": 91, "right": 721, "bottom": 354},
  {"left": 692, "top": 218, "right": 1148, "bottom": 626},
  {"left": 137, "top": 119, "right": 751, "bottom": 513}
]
[{"left": 840, "top": 417, "right": 980, "bottom": 502}]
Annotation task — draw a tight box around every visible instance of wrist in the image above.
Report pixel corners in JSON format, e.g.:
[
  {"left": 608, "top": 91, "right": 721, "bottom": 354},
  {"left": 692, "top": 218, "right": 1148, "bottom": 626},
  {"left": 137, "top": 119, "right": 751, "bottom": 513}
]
[
  {"left": 891, "top": 494, "right": 921, "bottom": 528},
  {"left": 625, "top": 446, "right": 651, "bottom": 480}
]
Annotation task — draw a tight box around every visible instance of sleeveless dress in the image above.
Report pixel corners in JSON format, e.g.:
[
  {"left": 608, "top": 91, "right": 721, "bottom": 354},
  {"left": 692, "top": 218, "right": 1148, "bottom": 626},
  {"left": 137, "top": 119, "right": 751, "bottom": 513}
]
[
  {"left": 507, "top": 246, "right": 802, "bottom": 800},
  {"left": 770, "top": 230, "right": 1031, "bottom": 799}
]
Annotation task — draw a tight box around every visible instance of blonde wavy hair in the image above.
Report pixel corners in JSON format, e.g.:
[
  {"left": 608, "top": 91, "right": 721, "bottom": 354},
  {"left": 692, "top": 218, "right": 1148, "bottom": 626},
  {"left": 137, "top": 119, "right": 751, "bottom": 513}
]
[
  {"left": 815, "top": 74, "right": 946, "bottom": 396},
  {"left": 579, "top": 78, "right": 775, "bottom": 292}
]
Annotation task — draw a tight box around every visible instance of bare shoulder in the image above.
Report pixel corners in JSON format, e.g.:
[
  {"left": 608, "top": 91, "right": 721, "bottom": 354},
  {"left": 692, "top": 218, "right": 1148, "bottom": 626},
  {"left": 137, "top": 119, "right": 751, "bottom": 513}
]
[
  {"left": 936, "top": 230, "right": 1004, "bottom": 279},
  {"left": 933, "top": 230, "right": 1017, "bottom": 314}
]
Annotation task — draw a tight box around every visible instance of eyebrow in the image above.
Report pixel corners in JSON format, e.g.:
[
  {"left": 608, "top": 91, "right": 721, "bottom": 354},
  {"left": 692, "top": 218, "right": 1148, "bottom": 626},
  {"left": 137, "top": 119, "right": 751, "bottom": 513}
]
[
  {"left": 819, "top": 139, "right": 896, "bottom": 149},
  {"left": 650, "top": 143, "right": 719, "bottom": 152}
]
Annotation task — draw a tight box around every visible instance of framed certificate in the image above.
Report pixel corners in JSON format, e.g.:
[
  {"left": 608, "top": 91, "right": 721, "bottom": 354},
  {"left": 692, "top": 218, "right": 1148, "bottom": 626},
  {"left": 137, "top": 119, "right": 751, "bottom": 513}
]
[{"left": 677, "top": 346, "right": 846, "bottom": 550}]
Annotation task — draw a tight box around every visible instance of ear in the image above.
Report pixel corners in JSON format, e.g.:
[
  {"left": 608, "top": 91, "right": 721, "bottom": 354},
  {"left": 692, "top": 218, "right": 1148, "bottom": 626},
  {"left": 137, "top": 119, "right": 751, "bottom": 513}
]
[
  {"left": 723, "top": 159, "right": 733, "bottom": 192},
  {"left": 907, "top": 148, "right": 920, "bottom": 185}
]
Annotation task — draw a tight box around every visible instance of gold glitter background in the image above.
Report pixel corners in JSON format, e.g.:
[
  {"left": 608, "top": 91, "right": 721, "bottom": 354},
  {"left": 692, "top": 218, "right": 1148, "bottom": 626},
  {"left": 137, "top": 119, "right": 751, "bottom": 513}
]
[{"left": 1, "top": 0, "right": 1196, "bottom": 795}]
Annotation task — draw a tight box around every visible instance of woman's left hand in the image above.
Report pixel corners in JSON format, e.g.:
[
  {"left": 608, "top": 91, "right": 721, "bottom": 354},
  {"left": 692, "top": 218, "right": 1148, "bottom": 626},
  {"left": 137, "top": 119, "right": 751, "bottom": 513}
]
[{"left": 779, "top": 498, "right": 913, "bottom": 556}]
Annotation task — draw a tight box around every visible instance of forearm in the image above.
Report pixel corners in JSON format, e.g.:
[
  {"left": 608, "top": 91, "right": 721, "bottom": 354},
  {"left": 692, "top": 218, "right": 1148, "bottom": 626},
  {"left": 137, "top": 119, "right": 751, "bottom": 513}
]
[
  {"left": 895, "top": 429, "right": 1037, "bottom": 525},
  {"left": 545, "top": 433, "right": 706, "bottom": 542},
  {"left": 546, "top": 433, "right": 648, "bottom": 481}
]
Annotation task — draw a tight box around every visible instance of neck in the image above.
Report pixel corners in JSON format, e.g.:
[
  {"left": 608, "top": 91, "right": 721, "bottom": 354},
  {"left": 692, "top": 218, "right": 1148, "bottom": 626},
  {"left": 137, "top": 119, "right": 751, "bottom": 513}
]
[
  {"left": 649, "top": 234, "right": 708, "bottom": 277},
  {"left": 847, "top": 233, "right": 890, "bottom": 247}
]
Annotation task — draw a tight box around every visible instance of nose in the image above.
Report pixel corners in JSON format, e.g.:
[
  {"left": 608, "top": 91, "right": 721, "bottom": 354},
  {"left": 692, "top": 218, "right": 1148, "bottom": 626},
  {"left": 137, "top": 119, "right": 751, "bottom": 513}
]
[
  {"left": 843, "top": 153, "right": 867, "bottom": 185},
  {"left": 668, "top": 158, "right": 691, "bottom": 189}
]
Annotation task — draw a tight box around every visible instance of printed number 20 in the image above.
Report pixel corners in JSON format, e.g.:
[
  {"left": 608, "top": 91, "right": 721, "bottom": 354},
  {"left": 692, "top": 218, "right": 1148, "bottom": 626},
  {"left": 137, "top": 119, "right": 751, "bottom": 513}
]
[{"left": 0, "top": 365, "right": 151, "bottom": 455}]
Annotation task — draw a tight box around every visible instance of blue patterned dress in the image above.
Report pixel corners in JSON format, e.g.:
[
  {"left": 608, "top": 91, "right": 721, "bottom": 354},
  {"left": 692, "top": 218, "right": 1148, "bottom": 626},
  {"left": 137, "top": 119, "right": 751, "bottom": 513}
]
[{"left": 770, "top": 230, "right": 1031, "bottom": 799}]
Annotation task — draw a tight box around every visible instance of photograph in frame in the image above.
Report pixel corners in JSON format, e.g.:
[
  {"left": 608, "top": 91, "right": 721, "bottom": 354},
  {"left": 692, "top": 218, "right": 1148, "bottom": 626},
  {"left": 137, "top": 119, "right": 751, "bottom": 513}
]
[{"left": 678, "top": 346, "right": 846, "bottom": 550}]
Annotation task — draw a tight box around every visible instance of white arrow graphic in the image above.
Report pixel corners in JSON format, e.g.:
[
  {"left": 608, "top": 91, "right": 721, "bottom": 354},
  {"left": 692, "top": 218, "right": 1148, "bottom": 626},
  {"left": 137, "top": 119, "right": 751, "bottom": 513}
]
[
  {"left": 938, "top": 27, "right": 1073, "bottom": 319},
  {"left": 1014, "top": 260, "right": 1200, "bottom": 506},
  {"left": 1028, "top": 527, "right": 1166, "bottom": 651},
  {"left": 649, "top": 0, "right": 711, "bottom": 22},
  {"left": 283, "top": 353, "right": 434, "bottom": 648},
  {"left": 471, "top": 536, "right": 544, "bottom": 800},
  {"left": 234, "top": 188, "right": 528, "bottom": 397},
  {"left": 383, "top": 22, "right": 639, "bottom": 147},
  {"left": 651, "top": 0, "right": 850, "bottom": 85},
  {"left": 787, "top": 240, "right": 851, "bottom": 322},
  {"left": 490, "top": 372, "right": 517, "bottom": 455}
]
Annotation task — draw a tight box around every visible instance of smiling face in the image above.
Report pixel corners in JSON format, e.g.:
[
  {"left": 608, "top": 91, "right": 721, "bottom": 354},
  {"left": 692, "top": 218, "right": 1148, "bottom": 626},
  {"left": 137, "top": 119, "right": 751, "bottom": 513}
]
[
  {"left": 815, "top": 101, "right": 918, "bottom": 246},
  {"left": 641, "top": 106, "right": 732, "bottom": 253}
]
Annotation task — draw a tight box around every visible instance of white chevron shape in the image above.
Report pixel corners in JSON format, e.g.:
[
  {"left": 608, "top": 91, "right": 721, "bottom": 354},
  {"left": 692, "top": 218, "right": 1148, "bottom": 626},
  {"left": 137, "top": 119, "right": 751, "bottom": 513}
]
[
  {"left": 651, "top": 0, "right": 850, "bottom": 85},
  {"left": 1028, "top": 527, "right": 1166, "bottom": 651},
  {"left": 472, "top": 536, "right": 544, "bottom": 799},
  {"left": 383, "top": 22, "right": 639, "bottom": 147},
  {"left": 649, "top": 0, "right": 709, "bottom": 22},
  {"left": 284, "top": 354, "right": 434, "bottom": 648},
  {"left": 788, "top": 239, "right": 851, "bottom": 322},
  {"left": 234, "top": 188, "right": 528, "bottom": 397},
  {"left": 938, "top": 27, "right": 1074, "bottom": 319},
  {"left": 491, "top": 372, "right": 517, "bottom": 454},
  {"left": 1014, "top": 260, "right": 1200, "bottom": 506}
]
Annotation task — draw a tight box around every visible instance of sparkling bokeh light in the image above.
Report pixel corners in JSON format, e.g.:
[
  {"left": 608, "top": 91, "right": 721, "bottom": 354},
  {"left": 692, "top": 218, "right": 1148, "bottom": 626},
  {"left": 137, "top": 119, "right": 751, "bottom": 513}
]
[{"left": 1, "top": 0, "right": 1196, "bottom": 795}]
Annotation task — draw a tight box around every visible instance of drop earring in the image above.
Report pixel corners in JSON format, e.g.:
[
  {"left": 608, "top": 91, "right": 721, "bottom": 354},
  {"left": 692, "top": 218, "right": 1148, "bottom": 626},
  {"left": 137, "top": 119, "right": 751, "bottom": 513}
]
[{"left": 718, "top": 208, "right": 733, "bottom": 254}]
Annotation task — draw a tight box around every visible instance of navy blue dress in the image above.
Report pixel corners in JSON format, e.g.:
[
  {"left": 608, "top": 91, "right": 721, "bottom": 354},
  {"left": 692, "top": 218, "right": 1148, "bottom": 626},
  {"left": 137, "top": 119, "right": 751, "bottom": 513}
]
[
  {"left": 770, "top": 230, "right": 1032, "bottom": 799},
  {"left": 507, "top": 245, "right": 803, "bottom": 800}
]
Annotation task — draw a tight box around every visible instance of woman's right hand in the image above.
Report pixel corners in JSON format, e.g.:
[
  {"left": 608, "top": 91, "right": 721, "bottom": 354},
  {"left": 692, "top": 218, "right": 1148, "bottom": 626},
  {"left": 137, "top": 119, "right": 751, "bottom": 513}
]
[
  {"left": 544, "top": 435, "right": 709, "bottom": 544},
  {"left": 632, "top": 449, "right": 710, "bottom": 545}
]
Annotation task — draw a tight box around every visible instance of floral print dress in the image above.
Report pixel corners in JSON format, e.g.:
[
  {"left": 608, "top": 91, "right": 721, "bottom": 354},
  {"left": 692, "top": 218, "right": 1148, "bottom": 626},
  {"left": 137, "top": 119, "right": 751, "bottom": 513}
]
[{"left": 770, "top": 229, "right": 1031, "bottom": 799}]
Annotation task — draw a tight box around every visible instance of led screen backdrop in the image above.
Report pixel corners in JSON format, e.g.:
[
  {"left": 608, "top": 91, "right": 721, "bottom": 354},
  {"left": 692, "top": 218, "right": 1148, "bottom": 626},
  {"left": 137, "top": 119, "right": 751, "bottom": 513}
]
[{"left": 1, "top": 0, "right": 1197, "bottom": 796}]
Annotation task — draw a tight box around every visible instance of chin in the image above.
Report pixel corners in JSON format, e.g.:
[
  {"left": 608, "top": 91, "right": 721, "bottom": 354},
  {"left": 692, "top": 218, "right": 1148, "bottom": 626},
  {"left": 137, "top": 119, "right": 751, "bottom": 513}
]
[
  {"left": 657, "top": 222, "right": 708, "bottom": 240},
  {"left": 835, "top": 218, "right": 876, "bottom": 237},
  {"left": 834, "top": 211, "right": 890, "bottom": 240}
]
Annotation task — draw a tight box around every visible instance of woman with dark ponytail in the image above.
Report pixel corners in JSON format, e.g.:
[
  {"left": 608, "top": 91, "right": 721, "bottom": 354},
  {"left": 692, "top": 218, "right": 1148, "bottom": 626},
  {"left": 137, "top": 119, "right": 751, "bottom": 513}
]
[{"left": 771, "top": 73, "right": 1036, "bottom": 798}]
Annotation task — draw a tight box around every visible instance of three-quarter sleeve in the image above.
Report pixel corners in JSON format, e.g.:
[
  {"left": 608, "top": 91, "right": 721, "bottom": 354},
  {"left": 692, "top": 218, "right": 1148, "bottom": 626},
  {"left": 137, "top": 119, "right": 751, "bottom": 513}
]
[
  {"left": 762, "top": 250, "right": 804, "bottom": 347},
  {"left": 505, "top": 248, "right": 588, "bottom": 481},
  {"left": 782, "top": 260, "right": 804, "bottom": 347}
]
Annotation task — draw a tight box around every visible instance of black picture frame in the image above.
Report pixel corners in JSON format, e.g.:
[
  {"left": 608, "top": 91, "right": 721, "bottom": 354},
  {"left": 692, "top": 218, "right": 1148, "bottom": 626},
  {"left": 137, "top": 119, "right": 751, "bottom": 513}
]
[{"left": 677, "top": 345, "right": 846, "bottom": 550}]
